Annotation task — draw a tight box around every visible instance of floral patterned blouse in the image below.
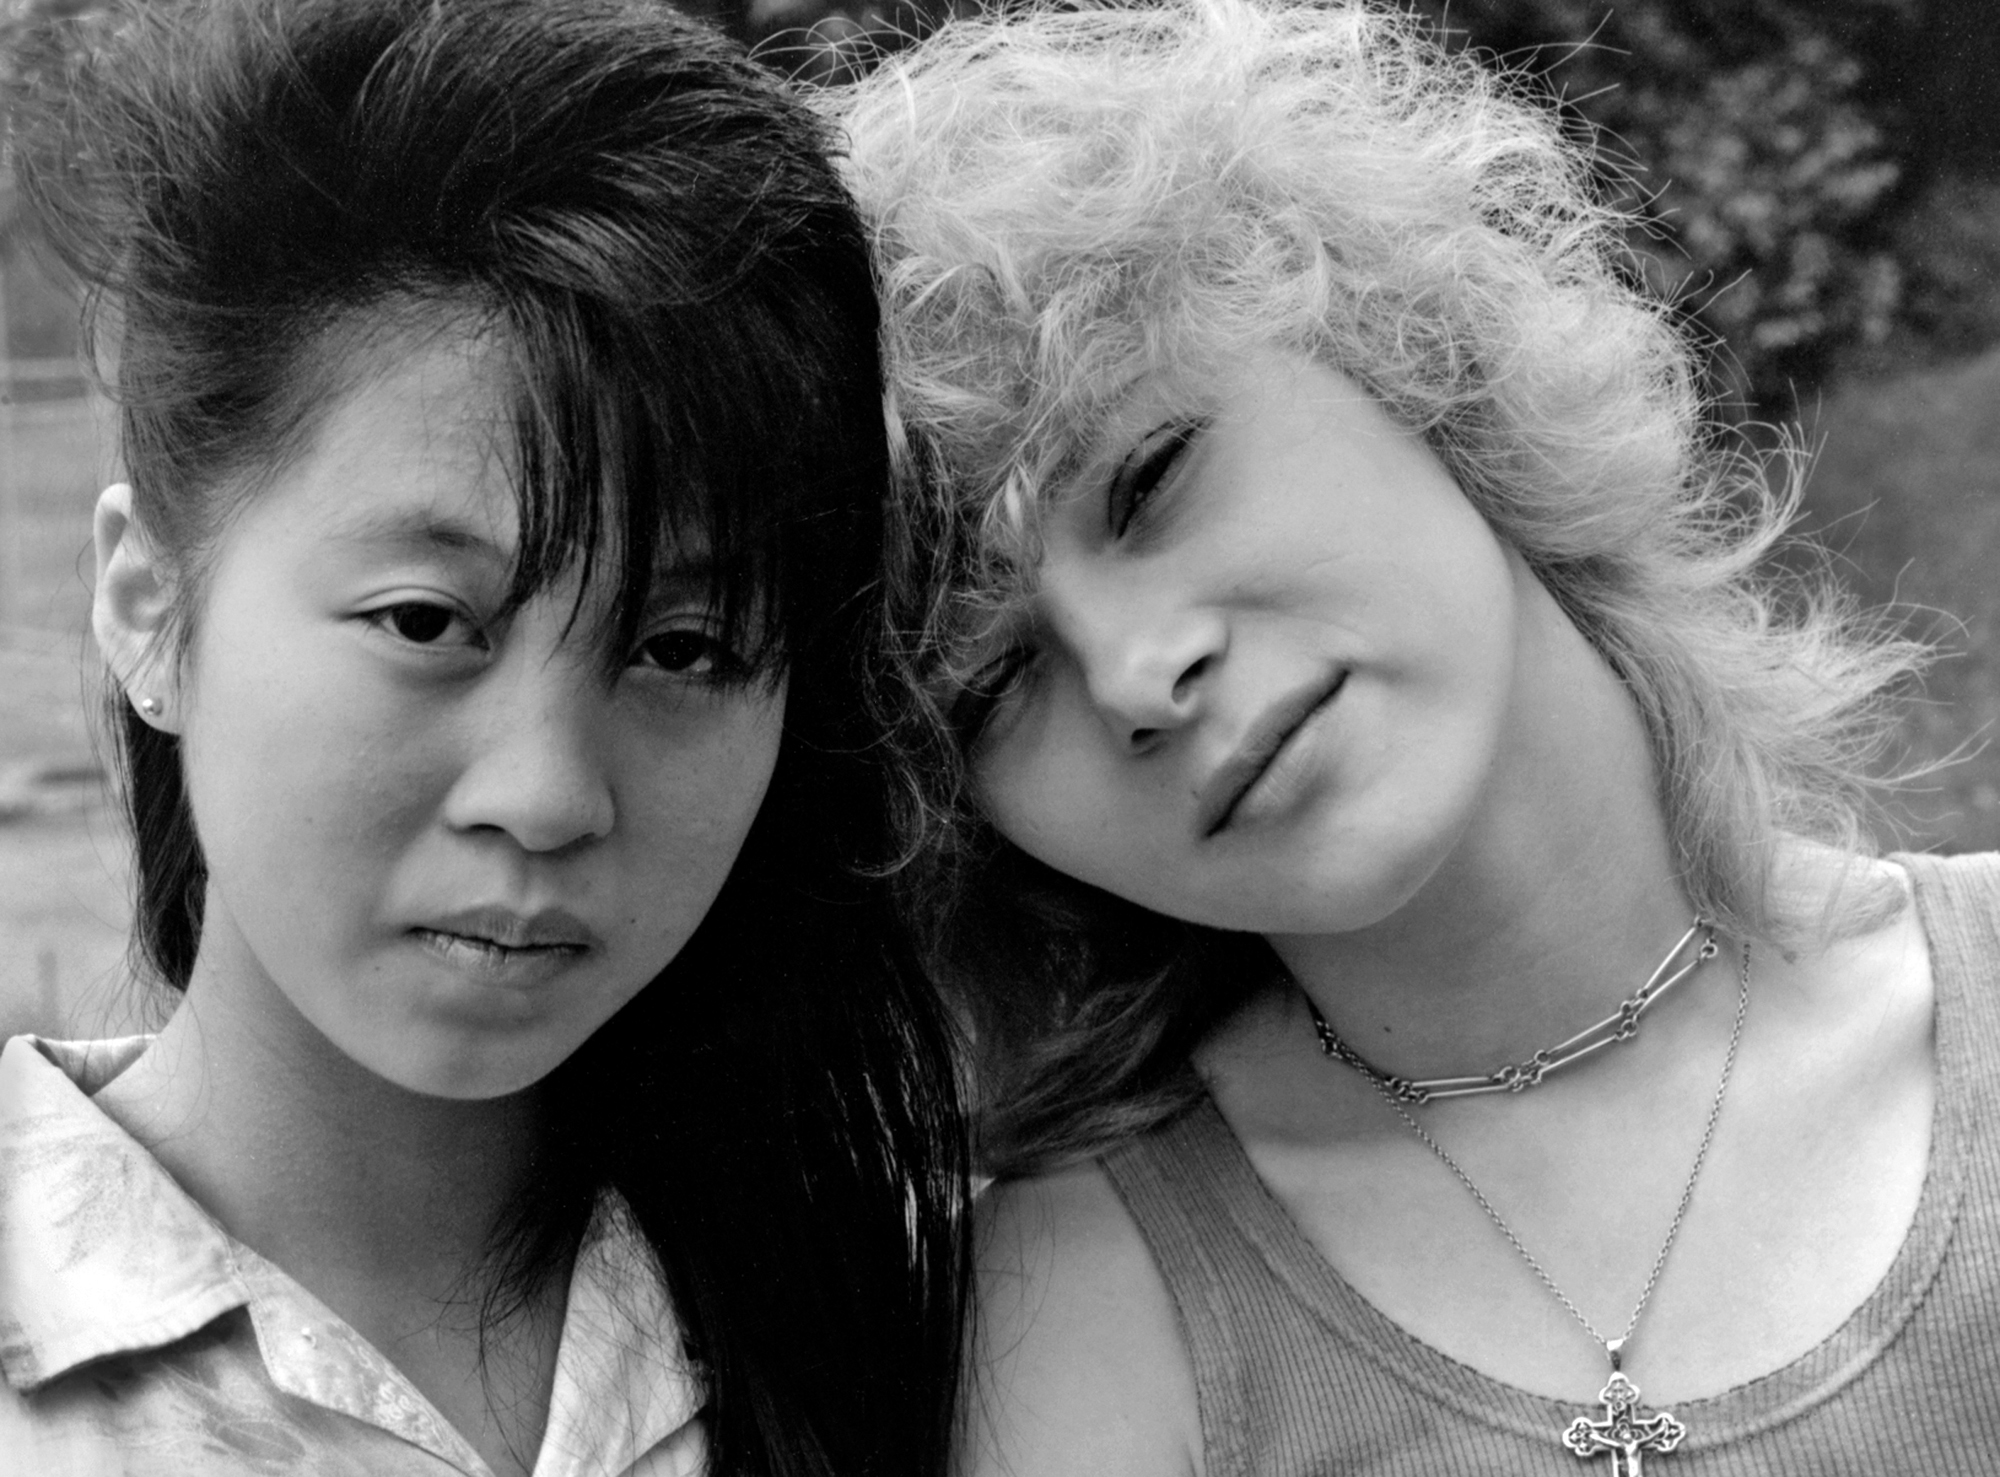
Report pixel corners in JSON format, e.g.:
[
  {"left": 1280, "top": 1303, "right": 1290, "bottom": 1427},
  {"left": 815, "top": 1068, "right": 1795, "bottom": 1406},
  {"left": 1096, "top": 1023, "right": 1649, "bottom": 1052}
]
[{"left": 0, "top": 1035, "right": 707, "bottom": 1476}]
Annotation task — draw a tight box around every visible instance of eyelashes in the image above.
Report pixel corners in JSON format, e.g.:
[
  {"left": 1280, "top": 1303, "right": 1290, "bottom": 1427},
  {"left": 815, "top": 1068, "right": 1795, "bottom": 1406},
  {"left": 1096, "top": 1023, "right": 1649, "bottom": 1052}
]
[
  {"left": 1107, "top": 416, "right": 1207, "bottom": 536},
  {"left": 364, "top": 597, "right": 748, "bottom": 687},
  {"left": 634, "top": 625, "right": 746, "bottom": 681},
  {"left": 948, "top": 643, "right": 1037, "bottom": 744},
  {"left": 369, "top": 600, "right": 486, "bottom": 650},
  {"left": 948, "top": 412, "right": 1209, "bottom": 745}
]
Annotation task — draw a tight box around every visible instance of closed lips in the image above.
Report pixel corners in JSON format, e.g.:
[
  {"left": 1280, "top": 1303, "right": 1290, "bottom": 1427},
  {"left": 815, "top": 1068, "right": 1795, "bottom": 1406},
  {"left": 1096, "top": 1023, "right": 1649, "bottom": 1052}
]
[
  {"left": 413, "top": 907, "right": 597, "bottom": 952},
  {"left": 1199, "top": 670, "right": 1348, "bottom": 837}
]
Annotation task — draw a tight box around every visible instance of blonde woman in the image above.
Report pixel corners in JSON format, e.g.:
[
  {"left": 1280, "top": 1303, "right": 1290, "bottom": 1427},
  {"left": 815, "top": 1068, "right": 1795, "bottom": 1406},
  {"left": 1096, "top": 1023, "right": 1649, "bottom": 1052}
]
[{"left": 834, "top": 2, "right": 1997, "bottom": 1472}]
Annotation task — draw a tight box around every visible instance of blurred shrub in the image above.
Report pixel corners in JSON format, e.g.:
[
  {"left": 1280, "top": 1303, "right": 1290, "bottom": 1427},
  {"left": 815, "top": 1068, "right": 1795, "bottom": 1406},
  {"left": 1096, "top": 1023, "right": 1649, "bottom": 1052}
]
[
  {"left": 741, "top": 0, "right": 955, "bottom": 82},
  {"left": 750, "top": 0, "right": 1964, "bottom": 412},
  {"left": 1406, "top": 0, "right": 1920, "bottom": 412},
  {"left": 13, "top": 0, "right": 1998, "bottom": 411},
  {"left": 1874, "top": 175, "right": 2000, "bottom": 363},
  {"left": 1632, "top": 36, "right": 1901, "bottom": 382}
]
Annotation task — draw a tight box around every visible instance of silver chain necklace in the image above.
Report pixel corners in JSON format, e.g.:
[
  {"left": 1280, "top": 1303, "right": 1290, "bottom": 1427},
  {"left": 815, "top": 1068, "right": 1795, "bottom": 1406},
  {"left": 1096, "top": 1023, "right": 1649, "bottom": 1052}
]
[
  {"left": 1309, "top": 921, "right": 1718, "bottom": 1104},
  {"left": 1303, "top": 934, "right": 1751, "bottom": 1475}
]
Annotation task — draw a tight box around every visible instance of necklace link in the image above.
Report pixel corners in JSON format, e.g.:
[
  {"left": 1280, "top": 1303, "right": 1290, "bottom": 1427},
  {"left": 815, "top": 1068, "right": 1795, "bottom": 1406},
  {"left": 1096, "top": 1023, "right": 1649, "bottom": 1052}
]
[
  {"left": 1305, "top": 921, "right": 1718, "bottom": 1104},
  {"left": 1302, "top": 925, "right": 1751, "bottom": 1465},
  {"left": 1351, "top": 943, "right": 1750, "bottom": 1358}
]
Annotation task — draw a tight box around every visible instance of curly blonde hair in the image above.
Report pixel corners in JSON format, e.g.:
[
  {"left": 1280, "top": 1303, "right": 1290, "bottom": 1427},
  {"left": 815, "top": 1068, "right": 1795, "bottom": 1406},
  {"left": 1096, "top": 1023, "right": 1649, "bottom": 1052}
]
[{"left": 830, "top": 0, "right": 1922, "bottom": 1173}]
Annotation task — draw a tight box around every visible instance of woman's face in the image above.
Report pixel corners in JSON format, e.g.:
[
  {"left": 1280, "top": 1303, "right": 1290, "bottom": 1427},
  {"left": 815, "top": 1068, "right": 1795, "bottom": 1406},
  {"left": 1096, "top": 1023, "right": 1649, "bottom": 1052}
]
[
  {"left": 967, "top": 348, "right": 1538, "bottom": 936},
  {"left": 118, "top": 330, "right": 785, "bottom": 1099}
]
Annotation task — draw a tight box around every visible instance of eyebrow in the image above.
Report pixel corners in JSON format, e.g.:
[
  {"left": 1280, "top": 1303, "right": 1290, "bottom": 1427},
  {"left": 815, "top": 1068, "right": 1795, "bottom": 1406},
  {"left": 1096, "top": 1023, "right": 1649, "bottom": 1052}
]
[
  {"left": 641, "top": 562, "right": 731, "bottom": 612},
  {"left": 323, "top": 507, "right": 509, "bottom": 561},
  {"left": 326, "top": 508, "right": 721, "bottom": 587}
]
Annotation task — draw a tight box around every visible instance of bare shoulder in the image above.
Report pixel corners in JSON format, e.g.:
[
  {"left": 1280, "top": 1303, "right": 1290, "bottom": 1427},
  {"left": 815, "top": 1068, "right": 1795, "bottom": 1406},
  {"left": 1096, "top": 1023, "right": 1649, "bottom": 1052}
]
[
  {"left": 959, "top": 1159, "right": 1201, "bottom": 1477},
  {"left": 1753, "top": 850, "right": 1936, "bottom": 1137},
  {"left": 1792, "top": 853, "right": 1933, "bottom": 1016},
  {"left": 1765, "top": 850, "right": 1933, "bottom": 1011}
]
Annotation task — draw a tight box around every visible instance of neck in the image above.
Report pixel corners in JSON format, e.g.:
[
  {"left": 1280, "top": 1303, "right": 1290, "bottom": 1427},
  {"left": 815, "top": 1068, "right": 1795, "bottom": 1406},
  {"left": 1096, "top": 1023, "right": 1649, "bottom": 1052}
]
[
  {"left": 95, "top": 960, "right": 547, "bottom": 1317},
  {"left": 1268, "top": 581, "right": 1701, "bottom": 1083}
]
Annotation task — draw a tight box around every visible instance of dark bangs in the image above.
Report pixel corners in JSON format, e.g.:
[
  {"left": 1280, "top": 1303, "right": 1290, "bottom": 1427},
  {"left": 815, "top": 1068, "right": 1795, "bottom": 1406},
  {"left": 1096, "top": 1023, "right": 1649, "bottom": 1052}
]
[
  {"left": 496, "top": 253, "right": 885, "bottom": 689},
  {"left": 18, "top": 0, "right": 888, "bottom": 692}
]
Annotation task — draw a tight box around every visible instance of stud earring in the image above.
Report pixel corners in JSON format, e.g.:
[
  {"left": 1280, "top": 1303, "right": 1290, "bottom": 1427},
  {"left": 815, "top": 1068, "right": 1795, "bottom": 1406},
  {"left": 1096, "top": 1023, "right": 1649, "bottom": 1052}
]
[{"left": 137, "top": 695, "right": 162, "bottom": 718}]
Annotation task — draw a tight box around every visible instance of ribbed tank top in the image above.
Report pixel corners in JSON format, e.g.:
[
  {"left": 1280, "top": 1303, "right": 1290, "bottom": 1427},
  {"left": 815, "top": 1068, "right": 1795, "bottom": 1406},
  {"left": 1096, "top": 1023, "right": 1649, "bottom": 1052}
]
[{"left": 1099, "top": 852, "right": 2000, "bottom": 1475}]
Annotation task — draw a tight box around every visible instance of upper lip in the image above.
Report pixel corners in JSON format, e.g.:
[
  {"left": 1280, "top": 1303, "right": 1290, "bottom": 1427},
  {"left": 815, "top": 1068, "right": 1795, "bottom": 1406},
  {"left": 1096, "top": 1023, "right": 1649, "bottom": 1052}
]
[
  {"left": 414, "top": 906, "right": 599, "bottom": 951},
  {"left": 1197, "top": 671, "right": 1348, "bottom": 837}
]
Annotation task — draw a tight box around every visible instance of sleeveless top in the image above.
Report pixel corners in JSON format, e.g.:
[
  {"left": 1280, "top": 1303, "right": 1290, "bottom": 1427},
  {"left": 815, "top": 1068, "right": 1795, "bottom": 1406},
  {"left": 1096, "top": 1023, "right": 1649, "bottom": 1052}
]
[{"left": 1099, "top": 852, "right": 2000, "bottom": 1476}]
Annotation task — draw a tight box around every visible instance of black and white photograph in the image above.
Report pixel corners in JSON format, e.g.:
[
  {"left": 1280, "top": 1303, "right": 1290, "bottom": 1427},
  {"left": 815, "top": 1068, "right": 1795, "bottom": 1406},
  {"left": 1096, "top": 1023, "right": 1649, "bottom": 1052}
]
[{"left": 1, "top": 1, "right": 1995, "bottom": 1473}]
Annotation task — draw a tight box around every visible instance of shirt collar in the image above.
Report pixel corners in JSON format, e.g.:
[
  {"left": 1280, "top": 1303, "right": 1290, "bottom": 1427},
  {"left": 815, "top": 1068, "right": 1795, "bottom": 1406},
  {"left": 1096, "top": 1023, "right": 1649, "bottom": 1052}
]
[
  {"left": 0, "top": 1035, "right": 704, "bottom": 1475},
  {"left": 232, "top": 1200, "right": 704, "bottom": 1477},
  {"left": 537, "top": 1200, "right": 706, "bottom": 1476},
  {"left": 0, "top": 1035, "right": 249, "bottom": 1392}
]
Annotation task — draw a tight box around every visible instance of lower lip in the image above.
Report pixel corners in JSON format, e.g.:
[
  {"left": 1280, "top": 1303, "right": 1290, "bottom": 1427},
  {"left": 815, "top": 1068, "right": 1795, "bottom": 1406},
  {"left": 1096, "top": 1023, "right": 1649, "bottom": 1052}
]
[
  {"left": 1224, "top": 680, "right": 1344, "bottom": 833},
  {"left": 412, "top": 929, "right": 586, "bottom": 987}
]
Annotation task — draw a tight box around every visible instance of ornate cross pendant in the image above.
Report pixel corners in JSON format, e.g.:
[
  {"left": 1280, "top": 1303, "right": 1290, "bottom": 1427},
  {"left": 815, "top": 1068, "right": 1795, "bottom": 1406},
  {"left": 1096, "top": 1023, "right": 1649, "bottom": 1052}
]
[{"left": 1561, "top": 1371, "right": 1686, "bottom": 1475}]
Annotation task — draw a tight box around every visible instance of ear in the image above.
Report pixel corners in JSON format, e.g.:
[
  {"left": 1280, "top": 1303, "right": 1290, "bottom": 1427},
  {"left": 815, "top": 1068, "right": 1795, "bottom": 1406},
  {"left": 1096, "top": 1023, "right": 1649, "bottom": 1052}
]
[{"left": 92, "top": 483, "right": 181, "bottom": 733}]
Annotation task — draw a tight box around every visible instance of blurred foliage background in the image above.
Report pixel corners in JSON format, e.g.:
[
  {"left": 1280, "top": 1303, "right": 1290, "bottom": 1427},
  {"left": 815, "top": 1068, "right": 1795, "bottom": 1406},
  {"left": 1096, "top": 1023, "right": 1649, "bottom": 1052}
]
[
  {"left": 9, "top": 0, "right": 1997, "bottom": 429},
  {"left": 686, "top": 0, "right": 2000, "bottom": 415},
  {"left": 1, "top": 0, "right": 1997, "bottom": 1031},
  {"left": 10, "top": 0, "right": 1999, "bottom": 439}
]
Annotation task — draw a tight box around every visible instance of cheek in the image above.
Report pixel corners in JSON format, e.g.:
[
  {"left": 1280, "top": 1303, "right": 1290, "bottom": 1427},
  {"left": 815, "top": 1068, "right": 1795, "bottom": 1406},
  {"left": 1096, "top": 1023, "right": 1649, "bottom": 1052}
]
[
  {"left": 972, "top": 711, "right": 1126, "bottom": 883},
  {"left": 677, "top": 701, "right": 783, "bottom": 848},
  {"left": 968, "top": 714, "right": 1057, "bottom": 856},
  {"left": 178, "top": 657, "right": 427, "bottom": 900},
  {"left": 613, "top": 690, "right": 787, "bottom": 935}
]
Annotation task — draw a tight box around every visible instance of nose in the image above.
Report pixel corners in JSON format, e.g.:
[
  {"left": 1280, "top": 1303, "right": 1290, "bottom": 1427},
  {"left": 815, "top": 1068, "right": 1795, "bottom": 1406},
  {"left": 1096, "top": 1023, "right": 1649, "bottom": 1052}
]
[
  {"left": 442, "top": 652, "right": 616, "bottom": 853},
  {"left": 1047, "top": 570, "right": 1226, "bottom": 750}
]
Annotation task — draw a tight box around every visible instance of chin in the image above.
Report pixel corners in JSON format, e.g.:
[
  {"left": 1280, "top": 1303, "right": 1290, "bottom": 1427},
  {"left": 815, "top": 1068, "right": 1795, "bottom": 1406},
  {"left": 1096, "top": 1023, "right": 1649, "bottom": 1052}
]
[
  {"left": 1247, "top": 823, "right": 1466, "bottom": 937},
  {"left": 362, "top": 1036, "right": 571, "bottom": 1102}
]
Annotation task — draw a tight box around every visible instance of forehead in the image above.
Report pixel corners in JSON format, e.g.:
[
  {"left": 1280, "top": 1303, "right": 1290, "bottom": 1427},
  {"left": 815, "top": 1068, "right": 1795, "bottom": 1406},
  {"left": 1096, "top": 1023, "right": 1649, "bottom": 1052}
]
[
  {"left": 940, "top": 353, "right": 1218, "bottom": 644},
  {"left": 1027, "top": 336, "right": 1267, "bottom": 483},
  {"left": 298, "top": 331, "right": 517, "bottom": 547},
  {"left": 187, "top": 331, "right": 697, "bottom": 668},
  {"left": 277, "top": 326, "right": 720, "bottom": 582},
  {"left": 994, "top": 342, "right": 1276, "bottom": 540}
]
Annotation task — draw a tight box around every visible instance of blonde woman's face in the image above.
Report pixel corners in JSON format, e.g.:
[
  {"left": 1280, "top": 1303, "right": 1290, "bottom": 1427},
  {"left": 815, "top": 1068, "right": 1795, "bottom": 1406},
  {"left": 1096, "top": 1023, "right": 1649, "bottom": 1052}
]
[{"left": 963, "top": 348, "right": 1540, "bottom": 936}]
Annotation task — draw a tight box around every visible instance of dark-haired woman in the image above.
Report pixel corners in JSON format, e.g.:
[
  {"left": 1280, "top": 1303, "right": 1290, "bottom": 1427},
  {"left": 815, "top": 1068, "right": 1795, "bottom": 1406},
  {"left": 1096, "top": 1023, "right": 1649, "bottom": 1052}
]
[{"left": 0, "top": 2, "right": 963, "bottom": 1473}]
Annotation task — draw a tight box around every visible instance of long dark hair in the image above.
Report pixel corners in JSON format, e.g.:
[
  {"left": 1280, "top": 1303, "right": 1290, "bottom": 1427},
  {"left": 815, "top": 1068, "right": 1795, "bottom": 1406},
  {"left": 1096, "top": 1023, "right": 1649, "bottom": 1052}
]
[{"left": 7, "top": 1, "right": 965, "bottom": 1470}]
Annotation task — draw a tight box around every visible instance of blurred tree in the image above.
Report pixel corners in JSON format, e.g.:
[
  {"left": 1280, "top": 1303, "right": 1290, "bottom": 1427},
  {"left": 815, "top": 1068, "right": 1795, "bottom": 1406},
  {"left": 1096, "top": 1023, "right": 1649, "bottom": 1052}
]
[
  {"left": 1, "top": 0, "right": 104, "bottom": 360},
  {"left": 731, "top": 0, "right": 1943, "bottom": 411},
  {"left": 8, "top": 0, "right": 1995, "bottom": 407},
  {"left": 1405, "top": 0, "right": 1920, "bottom": 412},
  {"left": 1904, "top": 0, "right": 2000, "bottom": 180},
  {"left": 737, "top": 0, "right": 962, "bottom": 84}
]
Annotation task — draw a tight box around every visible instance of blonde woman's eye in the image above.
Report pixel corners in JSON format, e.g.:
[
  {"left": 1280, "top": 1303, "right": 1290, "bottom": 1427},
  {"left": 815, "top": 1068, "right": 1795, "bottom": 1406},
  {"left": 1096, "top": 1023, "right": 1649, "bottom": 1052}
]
[
  {"left": 952, "top": 645, "right": 1038, "bottom": 742},
  {"left": 1107, "top": 417, "right": 1206, "bottom": 536}
]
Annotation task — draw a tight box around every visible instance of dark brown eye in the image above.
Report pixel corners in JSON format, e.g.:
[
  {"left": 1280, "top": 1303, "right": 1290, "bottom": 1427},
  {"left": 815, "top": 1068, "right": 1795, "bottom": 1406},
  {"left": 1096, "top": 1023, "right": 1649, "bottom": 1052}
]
[
  {"left": 385, "top": 603, "right": 456, "bottom": 644},
  {"left": 638, "top": 628, "right": 736, "bottom": 677}
]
